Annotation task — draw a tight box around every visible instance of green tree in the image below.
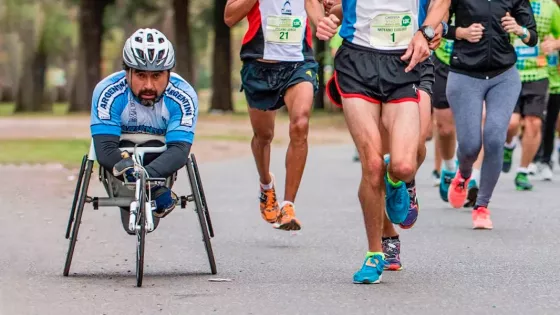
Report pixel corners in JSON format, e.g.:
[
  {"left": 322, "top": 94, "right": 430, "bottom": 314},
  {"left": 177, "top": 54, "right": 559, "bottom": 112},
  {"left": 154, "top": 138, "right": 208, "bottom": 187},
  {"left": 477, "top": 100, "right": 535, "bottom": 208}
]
[{"left": 210, "top": 0, "right": 233, "bottom": 112}]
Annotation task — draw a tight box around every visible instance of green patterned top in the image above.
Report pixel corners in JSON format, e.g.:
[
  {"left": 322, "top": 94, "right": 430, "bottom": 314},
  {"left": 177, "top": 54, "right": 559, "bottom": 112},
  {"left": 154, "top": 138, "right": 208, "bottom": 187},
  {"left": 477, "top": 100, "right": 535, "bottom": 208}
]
[
  {"left": 512, "top": 0, "right": 560, "bottom": 82},
  {"left": 435, "top": 16, "right": 455, "bottom": 65},
  {"left": 549, "top": 52, "right": 560, "bottom": 94}
]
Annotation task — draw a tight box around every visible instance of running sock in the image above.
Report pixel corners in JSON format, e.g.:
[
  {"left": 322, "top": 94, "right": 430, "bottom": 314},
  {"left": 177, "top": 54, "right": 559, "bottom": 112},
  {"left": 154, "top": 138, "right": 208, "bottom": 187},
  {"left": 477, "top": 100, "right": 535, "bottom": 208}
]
[
  {"left": 443, "top": 159, "right": 456, "bottom": 172},
  {"left": 280, "top": 201, "right": 294, "bottom": 208},
  {"left": 366, "top": 251, "right": 385, "bottom": 259},
  {"left": 260, "top": 178, "right": 274, "bottom": 190},
  {"left": 517, "top": 167, "right": 529, "bottom": 174},
  {"left": 505, "top": 138, "right": 517, "bottom": 149},
  {"left": 382, "top": 235, "right": 399, "bottom": 242},
  {"left": 471, "top": 168, "right": 481, "bottom": 184},
  {"left": 386, "top": 172, "right": 403, "bottom": 187}
]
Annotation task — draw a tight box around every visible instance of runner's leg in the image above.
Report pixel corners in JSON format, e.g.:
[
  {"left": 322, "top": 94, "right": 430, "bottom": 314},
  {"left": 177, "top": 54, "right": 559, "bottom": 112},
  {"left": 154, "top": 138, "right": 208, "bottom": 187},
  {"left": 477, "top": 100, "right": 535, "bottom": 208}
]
[{"left": 540, "top": 94, "right": 560, "bottom": 180}]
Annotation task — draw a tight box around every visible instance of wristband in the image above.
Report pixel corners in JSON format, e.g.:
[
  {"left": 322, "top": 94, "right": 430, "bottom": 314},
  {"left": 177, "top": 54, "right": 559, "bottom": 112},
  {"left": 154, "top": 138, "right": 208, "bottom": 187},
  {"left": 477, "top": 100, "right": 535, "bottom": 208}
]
[
  {"left": 519, "top": 27, "right": 528, "bottom": 40},
  {"left": 441, "top": 21, "right": 449, "bottom": 36}
]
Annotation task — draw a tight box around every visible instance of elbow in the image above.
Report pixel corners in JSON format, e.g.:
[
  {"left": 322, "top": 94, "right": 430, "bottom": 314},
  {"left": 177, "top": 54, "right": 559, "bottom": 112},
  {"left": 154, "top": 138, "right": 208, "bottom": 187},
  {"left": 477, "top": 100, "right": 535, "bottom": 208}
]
[{"left": 223, "top": 11, "right": 238, "bottom": 28}]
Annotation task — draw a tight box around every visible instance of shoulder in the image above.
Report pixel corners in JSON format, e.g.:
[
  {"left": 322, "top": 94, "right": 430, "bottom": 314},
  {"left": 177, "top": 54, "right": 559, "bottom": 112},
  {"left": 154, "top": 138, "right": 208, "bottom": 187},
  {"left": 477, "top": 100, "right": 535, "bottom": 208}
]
[
  {"left": 164, "top": 72, "right": 198, "bottom": 114},
  {"left": 92, "top": 71, "right": 128, "bottom": 119},
  {"left": 94, "top": 71, "right": 127, "bottom": 95}
]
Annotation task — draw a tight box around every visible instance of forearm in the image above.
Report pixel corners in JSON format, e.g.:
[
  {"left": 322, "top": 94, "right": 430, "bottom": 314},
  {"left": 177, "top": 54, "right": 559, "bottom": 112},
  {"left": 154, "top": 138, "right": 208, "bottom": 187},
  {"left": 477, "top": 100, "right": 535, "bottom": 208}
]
[
  {"left": 330, "top": 4, "right": 343, "bottom": 23},
  {"left": 422, "top": 0, "right": 451, "bottom": 30},
  {"left": 305, "top": 0, "right": 325, "bottom": 27},
  {"left": 93, "top": 134, "right": 123, "bottom": 171},
  {"left": 144, "top": 142, "right": 191, "bottom": 179},
  {"left": 224, "top": 0, "right": 257, "bottom": 27}
]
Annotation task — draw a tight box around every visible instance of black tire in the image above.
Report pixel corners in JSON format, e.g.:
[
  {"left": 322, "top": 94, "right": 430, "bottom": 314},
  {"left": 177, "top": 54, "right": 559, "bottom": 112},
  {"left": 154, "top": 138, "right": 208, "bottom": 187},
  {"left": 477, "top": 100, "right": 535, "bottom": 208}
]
[
  {"left": 191, "top": 154, "right": 214, "bottom": 238},
  {"left": 187, "top": 158, "right": 217, "bottom": 275},
  {"left": 65, "top": 155, "right": 87, "bottom": 239},
  {"left": 136, "top": 171, "right": 147, "bottom": 287},
  {"left": 63, "top": 160, "right": 94, "bottom": 277}
]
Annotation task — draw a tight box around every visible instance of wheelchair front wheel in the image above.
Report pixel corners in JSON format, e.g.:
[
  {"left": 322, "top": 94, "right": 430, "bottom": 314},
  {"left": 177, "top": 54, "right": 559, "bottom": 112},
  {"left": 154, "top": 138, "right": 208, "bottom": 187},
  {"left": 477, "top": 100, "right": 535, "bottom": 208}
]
[{"left": 136, "top": 172, "right": 147, "bottom": 287}]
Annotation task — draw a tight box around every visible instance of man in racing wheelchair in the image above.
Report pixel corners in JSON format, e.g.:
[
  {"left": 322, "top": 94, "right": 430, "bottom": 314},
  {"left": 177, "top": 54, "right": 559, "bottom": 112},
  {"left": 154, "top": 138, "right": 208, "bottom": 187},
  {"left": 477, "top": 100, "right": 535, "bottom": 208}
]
[{"left": 91, "top": 28, "right": 198, "bottom": 234}]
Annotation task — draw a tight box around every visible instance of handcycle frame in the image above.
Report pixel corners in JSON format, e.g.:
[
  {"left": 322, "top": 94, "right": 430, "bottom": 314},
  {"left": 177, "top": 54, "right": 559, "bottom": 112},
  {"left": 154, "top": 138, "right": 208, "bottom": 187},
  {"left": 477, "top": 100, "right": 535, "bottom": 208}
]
[{"left": 63, "top": 138, "right": 216, "bottom": 287}]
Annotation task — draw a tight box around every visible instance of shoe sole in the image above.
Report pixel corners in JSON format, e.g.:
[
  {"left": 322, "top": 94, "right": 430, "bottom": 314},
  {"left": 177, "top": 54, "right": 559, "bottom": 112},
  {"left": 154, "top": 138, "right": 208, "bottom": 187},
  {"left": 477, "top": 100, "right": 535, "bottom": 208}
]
[
  {"left": 353, "top": 276, "right": 382, "bottom": 284},
  {"left": 273, "top": 219, "right": 301, "bottom": 231},
  {"left": 384, "top": 265, "right": 403, "bottom": 271},
  {"left": 515, "top": 187, "right": 533, "bottom": 191},
  {"left": 473, "top": 225, "right": 493, "bottom": 230}
]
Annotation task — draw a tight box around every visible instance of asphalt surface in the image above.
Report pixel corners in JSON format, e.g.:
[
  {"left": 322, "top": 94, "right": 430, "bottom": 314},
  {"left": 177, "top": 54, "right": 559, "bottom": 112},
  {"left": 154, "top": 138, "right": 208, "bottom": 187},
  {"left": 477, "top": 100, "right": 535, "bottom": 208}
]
[{"left": 2, "top": 141, "right": 560, "bottom": 315}]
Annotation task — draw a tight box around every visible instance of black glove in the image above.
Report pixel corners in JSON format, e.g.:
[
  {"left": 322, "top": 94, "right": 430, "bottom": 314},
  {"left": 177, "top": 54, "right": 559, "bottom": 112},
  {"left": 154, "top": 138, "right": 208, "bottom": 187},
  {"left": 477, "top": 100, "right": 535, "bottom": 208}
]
[{"left": 113, "top": 153, "right": 136, "bottom": 182}]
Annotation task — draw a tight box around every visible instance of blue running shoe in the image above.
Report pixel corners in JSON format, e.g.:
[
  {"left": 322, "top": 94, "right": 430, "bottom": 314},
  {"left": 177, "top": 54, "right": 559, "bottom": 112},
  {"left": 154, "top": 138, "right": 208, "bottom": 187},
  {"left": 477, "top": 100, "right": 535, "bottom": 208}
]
[
  {"left": 384, "top": 155, "right": 410, "bottom": 224},
  {"left": 353, "top": 253, "right": 387, "bottom": 284},
  {"left": 439, "top": 168, "right": 455, "bottom": 202}
]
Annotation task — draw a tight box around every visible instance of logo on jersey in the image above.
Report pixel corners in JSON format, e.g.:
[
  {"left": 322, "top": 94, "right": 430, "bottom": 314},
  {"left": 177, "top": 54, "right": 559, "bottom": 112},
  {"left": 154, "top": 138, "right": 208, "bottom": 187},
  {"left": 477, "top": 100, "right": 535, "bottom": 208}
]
[
  {"left": 401, "top": 15, "right": 411, "bottom": 27},
  {"left": 292, "top": 19, "right": 302, "bottom": 28},
  {"left": 166, "top": 84, "right": 195, "bottom": 127},
  {"left": 97, "top": 77, "right": 127, "bottom": 120},
  {"left": 281, "top": 0, "right": 292, "bottom": 15}
]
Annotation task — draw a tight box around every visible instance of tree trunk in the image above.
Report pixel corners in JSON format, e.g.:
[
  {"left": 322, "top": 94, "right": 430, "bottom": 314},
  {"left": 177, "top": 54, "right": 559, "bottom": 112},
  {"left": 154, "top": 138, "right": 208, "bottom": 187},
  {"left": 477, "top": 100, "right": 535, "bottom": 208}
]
[
  {"left": 68, "top": 0, "right": 109, "bottom": 112},
  {"left": 210, "top": 0, "right": 233, "bottom": 112},
  {"left": 173, "top": 0, "right": 194, "bottom": 84},
  {"left": 313, "top": 37, "right": 326, "bottom": 110}
]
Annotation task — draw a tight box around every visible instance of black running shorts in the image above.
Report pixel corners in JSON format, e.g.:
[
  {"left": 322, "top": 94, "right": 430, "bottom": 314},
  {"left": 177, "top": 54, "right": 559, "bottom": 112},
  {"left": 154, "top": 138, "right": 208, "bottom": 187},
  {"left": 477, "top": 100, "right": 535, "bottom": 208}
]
[
  {"left": 327, "top": 40, "right": 423, "bottom": 107},
  {"left": 514, "top": 78, "right": 549, "bottom": 119}
]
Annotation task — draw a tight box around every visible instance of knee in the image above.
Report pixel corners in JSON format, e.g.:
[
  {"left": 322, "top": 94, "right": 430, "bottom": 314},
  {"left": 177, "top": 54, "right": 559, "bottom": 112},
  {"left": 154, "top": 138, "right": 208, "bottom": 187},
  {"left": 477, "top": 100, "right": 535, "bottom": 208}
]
[
  {"left": 289, "top": 116, "right": 310, "bottom": 142},
  {"left": 436, "top": 120, "right": 455, "bottom": 138},
  {"left": 389, "top": 158, "right": 417, "bottom": 181},
  {"left": 508, "top": 115, "right": 521, "bottom": 132},
  {"left": 253, "top": 129, "right": 274, "bottom": 146},
  {"left": 360, "top": 154, "right": 385, "bottom": 188},
  {"left": 461, "top": 140, "right": 482, "bottom": 162},
  {"left": 523, "top": 116, "right": 542, "bottom": 137}
]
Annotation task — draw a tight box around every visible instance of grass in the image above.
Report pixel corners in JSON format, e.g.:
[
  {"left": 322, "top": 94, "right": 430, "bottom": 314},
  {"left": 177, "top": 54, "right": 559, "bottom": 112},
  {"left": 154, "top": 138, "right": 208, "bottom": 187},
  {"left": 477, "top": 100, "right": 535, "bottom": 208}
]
[{"left": 0, "top": 139, "right": 91, "bottom": 167}]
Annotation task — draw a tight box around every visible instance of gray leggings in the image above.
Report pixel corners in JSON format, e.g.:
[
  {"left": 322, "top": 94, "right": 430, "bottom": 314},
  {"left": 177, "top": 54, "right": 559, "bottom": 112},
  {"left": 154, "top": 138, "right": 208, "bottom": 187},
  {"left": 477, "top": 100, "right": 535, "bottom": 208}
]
[{"left": 446, "top": 66, "right": 522, "bottom": 207}]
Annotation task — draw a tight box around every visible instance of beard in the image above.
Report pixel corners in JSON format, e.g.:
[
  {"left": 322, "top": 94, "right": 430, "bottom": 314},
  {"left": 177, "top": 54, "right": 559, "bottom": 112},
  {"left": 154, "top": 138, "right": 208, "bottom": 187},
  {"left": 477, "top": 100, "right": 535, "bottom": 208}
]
[{"left": 138, "top": 89, "right": 159, "bottom": 106}]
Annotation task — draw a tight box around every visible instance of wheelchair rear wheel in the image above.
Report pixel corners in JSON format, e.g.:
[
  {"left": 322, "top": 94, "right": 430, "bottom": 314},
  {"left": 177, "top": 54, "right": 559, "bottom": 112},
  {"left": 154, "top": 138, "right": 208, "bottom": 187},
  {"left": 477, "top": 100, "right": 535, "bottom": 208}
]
[
  {"left": 63, "top": 158, "right": 94, "bottom": 276},
  {"left": 186, "top": 156, "right": 217, "bottom": 275},
  {"left": 136, "top": 172, "right": 147, "bottom": 287}
]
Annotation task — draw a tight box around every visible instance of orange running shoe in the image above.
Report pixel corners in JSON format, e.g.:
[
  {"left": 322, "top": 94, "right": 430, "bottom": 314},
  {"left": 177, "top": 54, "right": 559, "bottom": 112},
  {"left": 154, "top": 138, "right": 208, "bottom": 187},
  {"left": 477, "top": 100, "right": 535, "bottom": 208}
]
[
  {"left": 472, "top": 206, "right": 493, "bottom": 229},
  {"left": 273, "top": 203, "right": 301, "bottom": 231},
  {"left": 259, "top": 174, "right": 280, "bottom": 224},
  {"left": 448, "top": 172, "right": 470, "bottom": 209}
]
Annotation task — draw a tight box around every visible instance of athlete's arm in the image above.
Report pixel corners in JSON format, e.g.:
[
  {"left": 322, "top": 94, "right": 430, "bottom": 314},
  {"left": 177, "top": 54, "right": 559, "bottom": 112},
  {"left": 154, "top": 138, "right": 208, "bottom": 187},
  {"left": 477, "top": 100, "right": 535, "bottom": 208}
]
[
  {"left": 422, "top": 0, "right": 451, "bottom": 31},
  {"left": 224, "top": 0, "right": 258, "bottom": 28},
  {"left": 329, "top": 4, "right": 342, "bottom": 22},
  {"left": 90, "top": 76, "right": 127, "bottom": 172},
  {"left": 509, "top": 0, "right": 538, "bottom": 47},
  {"left": 305, "top": 0, "right": 325, "bottom": 27},
  {"left": 143, "top": 79, "right": 198, "bottom": 179}
]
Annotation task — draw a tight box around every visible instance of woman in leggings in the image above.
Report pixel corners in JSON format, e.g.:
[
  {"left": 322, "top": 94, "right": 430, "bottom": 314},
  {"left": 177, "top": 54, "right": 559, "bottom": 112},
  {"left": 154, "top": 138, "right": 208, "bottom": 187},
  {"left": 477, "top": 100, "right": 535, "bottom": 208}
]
[{"left": 445, "top": 0, "right": 537, "bottom": 229}]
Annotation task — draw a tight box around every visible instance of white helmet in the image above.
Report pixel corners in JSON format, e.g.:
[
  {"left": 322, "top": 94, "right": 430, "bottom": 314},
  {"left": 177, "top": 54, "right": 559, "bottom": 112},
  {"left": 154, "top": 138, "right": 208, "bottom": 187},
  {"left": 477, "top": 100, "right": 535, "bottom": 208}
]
[{"left": 122, "top": 28, "right": 175, "bottom": 71}]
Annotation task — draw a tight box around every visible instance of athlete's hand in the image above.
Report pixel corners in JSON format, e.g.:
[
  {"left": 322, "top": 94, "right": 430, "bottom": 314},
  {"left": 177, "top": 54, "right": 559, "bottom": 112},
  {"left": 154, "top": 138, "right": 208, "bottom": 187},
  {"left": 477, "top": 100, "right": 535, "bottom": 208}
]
[
  {"left": 457, "top": 23, "right": 484, "bottom": 43},
  {"left": 316, "top": 14, "right": 340, "bottom": 41},
  {"left": 429, "top": 23, "right": 444, "bottom": 50},
  {"left": 541, "top": 35, "right": 560, "bottom": 54},
  {"left": 501, "top": 12, "right": 522, "bottom": 36},
  {"left": 401, "top": 31, "right": 431, "bottom": 73}
]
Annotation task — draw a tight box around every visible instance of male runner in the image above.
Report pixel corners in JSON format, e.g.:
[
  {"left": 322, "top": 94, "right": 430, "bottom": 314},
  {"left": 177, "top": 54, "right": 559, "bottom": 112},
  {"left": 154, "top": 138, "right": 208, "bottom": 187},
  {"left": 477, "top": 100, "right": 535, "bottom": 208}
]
[
  {"left": 503, "top": 0, "right": 560, "bottom": 190},
  {"left": 317, "top": 0, "right": 450, "bottom": 283},
  {"left": 91, "top": 28, "right": 198, "bottom": 234},
  {"left": 224, "top": 0, "right": 325, "bottom": 231}
]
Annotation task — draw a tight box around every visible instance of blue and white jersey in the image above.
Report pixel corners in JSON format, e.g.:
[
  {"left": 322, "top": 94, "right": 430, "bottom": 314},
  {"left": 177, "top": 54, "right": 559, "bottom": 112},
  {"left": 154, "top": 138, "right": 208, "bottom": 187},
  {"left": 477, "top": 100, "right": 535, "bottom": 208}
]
[
  {"left": 340, "top": 0, "right": 428, "bottom": 50},
  {"left": 90, "top": 71, "right": 198, "bottom": 144}
]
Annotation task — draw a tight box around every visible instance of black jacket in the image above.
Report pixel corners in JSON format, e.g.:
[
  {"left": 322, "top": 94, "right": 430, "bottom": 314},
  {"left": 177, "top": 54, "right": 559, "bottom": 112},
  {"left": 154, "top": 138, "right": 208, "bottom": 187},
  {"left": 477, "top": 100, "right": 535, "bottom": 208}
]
[{"left": 445, "top": 0, "right": 538, "bottom": 79}]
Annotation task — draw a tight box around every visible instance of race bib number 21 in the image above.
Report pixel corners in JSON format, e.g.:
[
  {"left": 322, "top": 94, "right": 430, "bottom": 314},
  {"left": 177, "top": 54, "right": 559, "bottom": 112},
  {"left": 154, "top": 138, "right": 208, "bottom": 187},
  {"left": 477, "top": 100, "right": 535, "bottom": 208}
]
[
  {"left": 265, "top": 15, "right": 304, "bottom": 44},
  {"left": 370, "top": 13, "right": 414, "bottom": 47}
]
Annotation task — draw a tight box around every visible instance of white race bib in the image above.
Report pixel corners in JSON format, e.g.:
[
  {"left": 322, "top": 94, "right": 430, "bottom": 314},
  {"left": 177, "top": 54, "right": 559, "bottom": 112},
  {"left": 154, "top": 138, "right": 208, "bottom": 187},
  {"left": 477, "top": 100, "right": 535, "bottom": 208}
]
[
  {"left": 265, "top": 15, "right": 305, "bottom": 45},
  {"left": 369, "top": 12, "right": 414, "bottom": 47}
]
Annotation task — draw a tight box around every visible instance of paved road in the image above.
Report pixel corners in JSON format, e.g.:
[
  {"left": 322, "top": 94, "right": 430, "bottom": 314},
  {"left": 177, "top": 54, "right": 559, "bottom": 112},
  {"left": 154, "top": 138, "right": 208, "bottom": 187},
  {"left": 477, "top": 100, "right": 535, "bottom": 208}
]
[{"left": 2, "top": 142, "right": 560, "bottom": 315}]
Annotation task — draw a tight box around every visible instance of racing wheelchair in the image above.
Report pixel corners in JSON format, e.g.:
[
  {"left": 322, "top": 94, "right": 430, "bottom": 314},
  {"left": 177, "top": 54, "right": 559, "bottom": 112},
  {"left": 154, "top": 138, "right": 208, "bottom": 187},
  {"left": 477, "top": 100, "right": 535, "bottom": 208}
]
[{"left": 63, "top": 135, "right": 216, "bottom": 287}]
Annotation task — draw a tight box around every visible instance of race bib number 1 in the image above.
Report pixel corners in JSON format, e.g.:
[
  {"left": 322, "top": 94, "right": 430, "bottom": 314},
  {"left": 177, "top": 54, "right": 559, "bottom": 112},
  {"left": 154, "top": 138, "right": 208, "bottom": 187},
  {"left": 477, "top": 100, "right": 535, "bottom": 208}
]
[
  {"left": 265, "top": 15, "right": 304, "bottom": 44},
  {"left": 369, "top": 13, "right": 414, "bottom": 47}
]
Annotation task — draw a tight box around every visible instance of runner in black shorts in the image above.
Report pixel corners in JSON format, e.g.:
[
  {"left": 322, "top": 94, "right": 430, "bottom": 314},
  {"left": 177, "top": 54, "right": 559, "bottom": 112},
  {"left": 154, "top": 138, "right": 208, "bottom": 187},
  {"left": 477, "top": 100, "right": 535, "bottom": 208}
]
[
  {"left": 225, "top": 0, "right": 325, "bottom": 231},
  {"left": 316, "top": 0, "right": 450, "bottom": 283}
]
